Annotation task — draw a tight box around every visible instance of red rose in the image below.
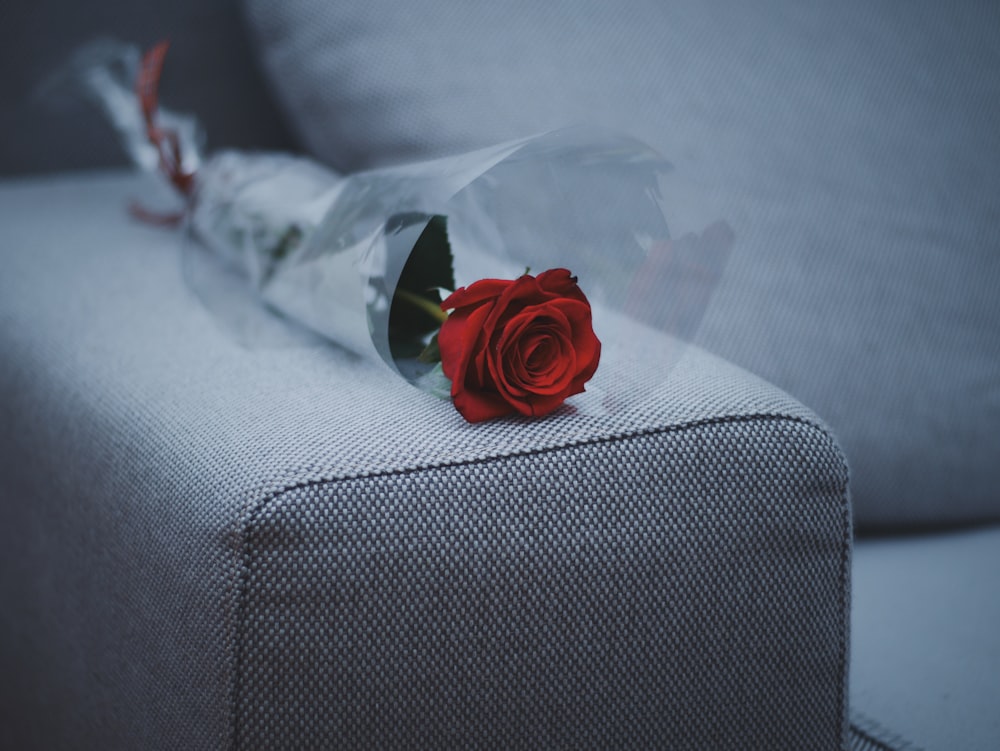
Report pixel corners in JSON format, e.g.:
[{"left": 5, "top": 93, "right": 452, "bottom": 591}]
[{"left": 438, "top": 268, "right": 601, "bottom": 423}]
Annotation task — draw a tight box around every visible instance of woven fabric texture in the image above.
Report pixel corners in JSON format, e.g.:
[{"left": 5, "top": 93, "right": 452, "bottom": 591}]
[
  {"left": 0, "top": 171, "right": 850, "bottom": 748},
  {"left": 244, "top": 0, "right": 1000, "bottom": 529},
  {"left": 237, "top": 421, "right": 850, "bottom": 750}
]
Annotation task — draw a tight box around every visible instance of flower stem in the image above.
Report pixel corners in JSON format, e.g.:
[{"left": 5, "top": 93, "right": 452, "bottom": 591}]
[{"left": 394, "top": 288, "right": 449, "bottom": 324}]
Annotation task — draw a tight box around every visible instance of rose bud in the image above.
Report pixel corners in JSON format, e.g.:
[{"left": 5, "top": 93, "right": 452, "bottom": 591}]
[{"left": 439, "top": 268, "right": 601, "bottom": 423}]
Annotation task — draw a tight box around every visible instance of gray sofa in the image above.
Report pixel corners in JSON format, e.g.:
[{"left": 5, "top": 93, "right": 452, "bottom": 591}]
[{"left": 1, "top": 1, "right": 997, "bottom": 749}]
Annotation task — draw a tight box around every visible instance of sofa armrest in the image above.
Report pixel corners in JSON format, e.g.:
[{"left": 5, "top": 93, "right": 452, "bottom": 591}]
[{"left": 0, "top": 170, "right": 851, "bottom": 750}]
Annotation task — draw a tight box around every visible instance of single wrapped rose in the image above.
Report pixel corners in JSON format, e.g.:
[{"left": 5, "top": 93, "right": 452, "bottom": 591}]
[
  {"left": 439, "top": 269, "right": 601, "bottom": 422},
  {"left": 46, "top": 38, "right": 731, "bottom": 424}
]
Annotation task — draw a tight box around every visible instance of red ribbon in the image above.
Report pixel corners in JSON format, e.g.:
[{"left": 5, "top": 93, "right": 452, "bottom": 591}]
[
  {"left": 137, "top": 40, "right": 195, "bottom": 196},
  {"left": 130, "top": 40, "right": 194, "bottom": 226}
]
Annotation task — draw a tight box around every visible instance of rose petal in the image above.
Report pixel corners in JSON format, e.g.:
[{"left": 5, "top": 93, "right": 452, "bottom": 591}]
[
  {"left": 487, "top": 307, "right": 547, "bottom": 395},
  {"left": 521, "top": 331, "right": 574, "bottom": 391},
  {"left": 439, "top": 302, "right": 491, "bottom": 382},
  {"left": 441, "top": 278, "right": 512, "bottom": 312},
  {"left": 536, "top": 268, "right": 587, "bottom": 303},
  {"left": 437, "top": 268, "right": 600, "bottom": 423},
  {"left": 517, "top": 327, "right": 573, "bottom": 387},
  {"left": 452, "top": 386, "right": 514, "bottom": 423},
  {"left": 482, "top": 274, "right": 542, "bottom": 334},
  {"left": 495, "top": 310, "right": 576, "bottom": 397},
  {"left": 508, "top": 390, "right": 571, "bottom": 418}
]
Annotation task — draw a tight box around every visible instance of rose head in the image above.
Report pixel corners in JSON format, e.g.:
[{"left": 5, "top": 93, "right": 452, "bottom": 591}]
[{"left": 438, "top": 268, "right": 601, "bottom": 423}]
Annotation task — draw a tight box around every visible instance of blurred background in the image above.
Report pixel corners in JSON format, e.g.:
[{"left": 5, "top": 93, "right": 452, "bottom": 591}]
[{"left": 0, "top": 0, "right": 293, "bottom": 176}]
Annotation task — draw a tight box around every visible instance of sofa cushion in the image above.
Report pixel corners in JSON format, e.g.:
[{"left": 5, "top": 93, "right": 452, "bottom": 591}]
[
  {"left": 851, "top": 525, "right": 1000, "bottom": 751},
  {"left": 0, "top": 170, "right": 850, "bottom": 749},
  {"left": 244, "top": 0, "right": 1000, "bottom": 530}
]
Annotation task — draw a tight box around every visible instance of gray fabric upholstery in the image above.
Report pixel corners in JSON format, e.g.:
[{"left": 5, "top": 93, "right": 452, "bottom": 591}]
[
  {"left": 850, "top": 525, "right": 1000, "bottom": 751},
  {"left": 244, "top": 0, "right": 1000, "bottom": 529},
  {"left": 0, "top": 170, "right": 851, "bottom": 749}
]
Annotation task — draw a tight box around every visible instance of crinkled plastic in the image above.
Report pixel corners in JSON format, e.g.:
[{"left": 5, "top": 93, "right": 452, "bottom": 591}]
[{"left": 49, "top": 39, "right": 733, "bottom": 415}]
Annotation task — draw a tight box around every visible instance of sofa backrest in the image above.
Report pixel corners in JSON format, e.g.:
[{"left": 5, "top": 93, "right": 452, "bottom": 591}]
[{"left": 242, "top": 0, "right": 1000, "bottom": 530}]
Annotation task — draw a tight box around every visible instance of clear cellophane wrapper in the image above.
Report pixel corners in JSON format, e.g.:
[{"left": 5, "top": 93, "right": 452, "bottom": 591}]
[{"left": 49, "top": 39, "right": 733, "bottom": 416}]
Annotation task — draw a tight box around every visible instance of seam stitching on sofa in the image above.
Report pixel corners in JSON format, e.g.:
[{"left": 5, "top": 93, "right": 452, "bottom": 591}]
[
  {"left": 839, "top": 474, "right": 854, "bottom": 748},
  {"left": 227, "top": 484, "right": 262, "bottom": 751},
  {"left": 252, "top": 409, "right": 838, "bottom": 495},
  {"left": 849, "top": 711, "right": 925, "bottom": 751},
  {"left": 228, "top": 410, "right": 851, "bottom": 748}
]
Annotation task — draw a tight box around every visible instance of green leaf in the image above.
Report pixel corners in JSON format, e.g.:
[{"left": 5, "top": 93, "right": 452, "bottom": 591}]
[
  {"left": 414, "top": 362, "right": 452, "bottom": 401},
  {"left": 387, "top": 214, "right": 455, "bottom": 363},
  {"left": 417, "top": 331, "right": 442, "bottom": 364}
]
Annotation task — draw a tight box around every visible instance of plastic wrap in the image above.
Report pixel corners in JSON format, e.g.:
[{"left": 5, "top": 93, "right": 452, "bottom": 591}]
[{"left": 49, "top": 39, "right": 733, "bottom": 420}]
